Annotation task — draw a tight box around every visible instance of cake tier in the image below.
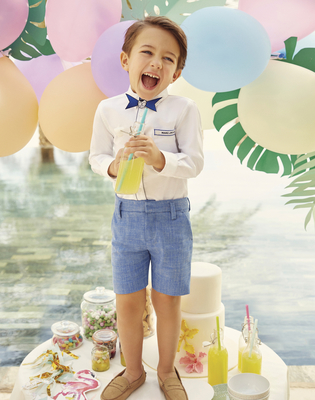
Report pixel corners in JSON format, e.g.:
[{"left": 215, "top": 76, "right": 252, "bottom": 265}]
[
  {"left": 177, "top": 302, "right": 225, "bottom": 359},
  {"left": 181, "top": 262, "right": 222, "bottom": 314}
]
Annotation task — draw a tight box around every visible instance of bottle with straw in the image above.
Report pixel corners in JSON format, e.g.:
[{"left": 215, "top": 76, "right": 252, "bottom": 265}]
[
  {"left": 115, "top": 108, "right": 148, "bottom": 194},
  {"left": 241, "top": 318, "right": 262, "bottom": 374},
  {"left": 238, "top": 305, "right": 254, "bottom": 371},
  {"left": 207, "top": 316, "right": 228, "bottom": 386}
]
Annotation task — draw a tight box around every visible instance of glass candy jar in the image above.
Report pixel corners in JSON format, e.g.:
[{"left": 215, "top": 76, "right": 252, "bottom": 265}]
[
  {"left": 92, "top": 329, "right": 118, "bottom": 359},
  {"left": 91, "top": 344, "right": 110, "bottom": 372},
  {"left": 81, "top": 287, "right": 117, "bottom": 340},
  {"left": 51, "top": 320, "right": 83, "bottom": 351},
  {"left": 143, "top": 286, "right": 155, "bottom": 338},
  {"left": 238, "top": 315, "right": 254, "bottom": 371}
]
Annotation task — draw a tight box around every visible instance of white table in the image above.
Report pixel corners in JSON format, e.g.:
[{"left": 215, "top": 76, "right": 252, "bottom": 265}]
[{"left": 11, "top": 327, "right": 289, "bottom": 400}]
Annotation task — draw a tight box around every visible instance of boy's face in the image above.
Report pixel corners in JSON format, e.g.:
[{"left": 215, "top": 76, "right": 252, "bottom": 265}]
[{"left": 120, "top": 26, "right": 182, "bottom": 101}]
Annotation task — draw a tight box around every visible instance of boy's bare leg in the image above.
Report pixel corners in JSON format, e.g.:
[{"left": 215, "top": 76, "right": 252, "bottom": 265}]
[
  {"left": 116, "top": 288, "right": 146, "bottom": 383},
  {"left": 151, "top": 288, "right": 181, "bottom": 381}
]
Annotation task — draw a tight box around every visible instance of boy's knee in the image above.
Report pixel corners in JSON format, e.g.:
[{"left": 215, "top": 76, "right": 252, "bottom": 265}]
[{"left": 151, "top": 290, "right": 181, "bottom": 312}]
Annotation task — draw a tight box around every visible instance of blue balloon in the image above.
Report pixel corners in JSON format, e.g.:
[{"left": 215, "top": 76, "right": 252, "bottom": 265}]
[{"left": 181, "top": 7, "right": 271, "bottom": 92}]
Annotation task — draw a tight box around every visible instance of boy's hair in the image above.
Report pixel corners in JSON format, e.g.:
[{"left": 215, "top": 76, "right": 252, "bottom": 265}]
[{"left": 122, "top": 16, "right": 187, "bottom": 70}]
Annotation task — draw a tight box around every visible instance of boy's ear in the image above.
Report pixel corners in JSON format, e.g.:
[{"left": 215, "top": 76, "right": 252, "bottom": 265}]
[
  {"left": 120, "top": 51, "right": 129, "bottom": 72},
  {"left": 171, "top": 69, "right": 182, "bottom": 84}
]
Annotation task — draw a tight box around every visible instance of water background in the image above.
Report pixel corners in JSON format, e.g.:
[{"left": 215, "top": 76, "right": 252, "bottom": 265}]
[{"left": 0, "top": 130, "right": 314, "bottom": 366}]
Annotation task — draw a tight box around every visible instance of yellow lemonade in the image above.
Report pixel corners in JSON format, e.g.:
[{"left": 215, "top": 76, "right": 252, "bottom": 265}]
[
  {"left": 238, "top": 347, "right": 245, "bottom": 371},
  {"left": 208, "top": 346, "right": 228, "bottom": 386},
  {"left": 115, "top": 157, "right": 144, "bottom": 194},
  {"left": 241, "top": 350, "right": 262, "bottom": 374}
]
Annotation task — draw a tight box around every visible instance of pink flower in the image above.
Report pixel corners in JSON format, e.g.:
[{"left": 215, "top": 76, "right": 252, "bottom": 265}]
[{"left": 179, "top": 351, "right": 207, "bottom": 374}]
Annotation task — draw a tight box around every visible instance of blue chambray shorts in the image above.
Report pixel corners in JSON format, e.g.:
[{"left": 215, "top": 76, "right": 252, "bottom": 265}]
[{"left": 111, "top": 195, "right": 193, "bottom": 296}]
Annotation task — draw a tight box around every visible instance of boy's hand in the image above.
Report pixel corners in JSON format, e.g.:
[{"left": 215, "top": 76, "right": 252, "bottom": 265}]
[
  {"left": 108, "top": 148, "right": 124, "bottom": 177},
  {"left": 124, "top": 135, "right": 166, "bottom": 171}
]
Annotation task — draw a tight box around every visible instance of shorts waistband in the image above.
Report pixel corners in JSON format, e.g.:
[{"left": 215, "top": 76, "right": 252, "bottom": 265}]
[{"left": 115, "top": 196, "right": 190, "bottom": 214}]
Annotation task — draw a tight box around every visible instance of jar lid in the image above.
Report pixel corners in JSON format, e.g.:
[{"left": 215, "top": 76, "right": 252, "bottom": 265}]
[
  {"left": 83, "top": 286, "right": 115, "bottom": 304},
  {"left": 51, "top": 320, "right": 80, "bottom": 337},
  {"left": 92, "top": 329, "right": 117, "bottom": 345}
]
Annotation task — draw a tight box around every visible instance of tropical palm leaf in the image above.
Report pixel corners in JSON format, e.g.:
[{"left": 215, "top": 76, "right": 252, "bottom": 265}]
[
  {"left": 212, "top": 91, "right": 296, "bottom": 176},
  {"left": 283, "top": 151, "right": 315, "bottom": 229},
  {"left": 4, "top": 0, "right": 54, "bottom": 61}
]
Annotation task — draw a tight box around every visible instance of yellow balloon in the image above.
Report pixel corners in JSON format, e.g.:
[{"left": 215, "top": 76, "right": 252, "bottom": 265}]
[
  {"left": 238, "top": 60, "right": 315, "bottom": 155},
  {"left": 169, "top": 76, "right": 215, "bottom": 130},
  {"left": 39, "top": 62, "right": 107, "bottom": 152},
  {"left": 0, "top": 57, "right": 38, "bottom": 157}
]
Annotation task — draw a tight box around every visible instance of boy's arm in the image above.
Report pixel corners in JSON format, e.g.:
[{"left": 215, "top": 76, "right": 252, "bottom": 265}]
[
  {"left": 158, "top": 100, "right": 204, "bottom": 179},
  {"left": 89, "top": 103, "right": 116, "bottom": 180}
]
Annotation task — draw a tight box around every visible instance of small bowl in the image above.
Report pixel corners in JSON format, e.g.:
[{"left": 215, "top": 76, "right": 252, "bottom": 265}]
[{"left": 228, "top": 374, "right": 270, "bottom": 400}]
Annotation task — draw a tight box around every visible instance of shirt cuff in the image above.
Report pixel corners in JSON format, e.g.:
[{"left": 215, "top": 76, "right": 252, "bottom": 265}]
[{"left": 158, "top": 150, "right": 178, "bottom": 177}]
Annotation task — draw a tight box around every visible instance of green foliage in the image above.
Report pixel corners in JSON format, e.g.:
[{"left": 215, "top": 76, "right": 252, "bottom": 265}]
[
  {"left": 4, "top": 0, "right": 54, "bottom": 61},
  {"left": 283, "top": 151, "right": 315, "bottom": 230},
  {"left": 212, "top": 94, "right": 296, "bottom": 176}
]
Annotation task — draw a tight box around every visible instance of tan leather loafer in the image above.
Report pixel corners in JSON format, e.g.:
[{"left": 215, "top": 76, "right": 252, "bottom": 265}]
[
  {"left": 101, "top": 367, "right": 146, "bottom": 400},
  {"left": 158, "top": 367, "right": 188, "bottom": 400}
]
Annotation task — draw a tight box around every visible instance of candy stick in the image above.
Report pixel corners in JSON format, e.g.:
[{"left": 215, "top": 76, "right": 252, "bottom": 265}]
[
  {"left": 246, "top": 304, "right": 251, "bottom": 331},
  {"left": 249, "top": 319, "right": 258, "bottom": 358},
  {"left": 216, "top": 316, "right": 221, "bottom": 351},
  {"left": 117, "top": 107, "right": 148, "bottom": 191}
]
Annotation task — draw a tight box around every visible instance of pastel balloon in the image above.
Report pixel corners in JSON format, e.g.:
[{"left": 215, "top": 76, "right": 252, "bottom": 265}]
[
  {"left": 46, "top": 0, "right": 122, "bottom": 62},
  {"left": 169, "top": 77, "right": 214, "bottom": 130},
  {"left": 181, "top": 7, "right": 271, "bottom": 92},
  {"left": 0, "top": 57, "right": 38, "bottom": 157},
  {"left": 238, "top": 61, "right": 315, "bottom": 155},
  {"left": 0, "top": 0, "right": 28, "bottom": 50},
  {"left": 39, "top": 63, "right": 107, "bottom": 152},
  {"left": 92, "top": 21, "right": 135, "bottom": 98},
  {"left": 239, "top": 0, "right": 315, "bottom": 52},
  {"left": 15, "top": 55, "right": 64, "bottom": 102}
]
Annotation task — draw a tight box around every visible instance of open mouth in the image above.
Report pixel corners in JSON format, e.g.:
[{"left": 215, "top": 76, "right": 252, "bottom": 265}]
[{"left": 142, "top": 72, "right": 160, "bottom": 89}]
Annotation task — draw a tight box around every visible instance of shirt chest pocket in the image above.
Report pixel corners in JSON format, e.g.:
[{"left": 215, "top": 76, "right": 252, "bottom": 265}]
[{"left": 153, "top": 129, "right": 178, "bottom": 153}]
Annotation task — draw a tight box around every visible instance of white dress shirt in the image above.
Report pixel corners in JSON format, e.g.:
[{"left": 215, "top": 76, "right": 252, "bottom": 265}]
[{"left": 89, "top": 87, "right": 204, "bottom": 201}]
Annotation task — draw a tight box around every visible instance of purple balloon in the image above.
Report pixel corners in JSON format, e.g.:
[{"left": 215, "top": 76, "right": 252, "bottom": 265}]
[
  {"left": 91, "top": 21, "right": 135, "bottom": 98},
  {"left": 15, "top": 54, "right": 64, "bottom": 102}
]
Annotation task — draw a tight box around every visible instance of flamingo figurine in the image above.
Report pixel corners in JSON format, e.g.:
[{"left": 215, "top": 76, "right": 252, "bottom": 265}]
[{"left": 52, "top": 369, "right": 100, "bottom": 400}]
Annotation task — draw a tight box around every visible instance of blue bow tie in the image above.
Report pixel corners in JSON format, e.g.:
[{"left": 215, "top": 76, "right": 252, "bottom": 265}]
[{"left": 125, "top": 94, "right": 162, "bottom": 112}]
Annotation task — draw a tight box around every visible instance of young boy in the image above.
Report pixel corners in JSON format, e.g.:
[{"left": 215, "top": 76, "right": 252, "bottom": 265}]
[{"left": 89, "top": 16, "right": 204, "bottom": 400}]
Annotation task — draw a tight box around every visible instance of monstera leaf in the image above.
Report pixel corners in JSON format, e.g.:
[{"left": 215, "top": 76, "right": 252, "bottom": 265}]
[
  {"left": 283, "top": 151, "right": 315, "bottom": 229},
  {"left": 212, "top": 90, "right": 297, "bottom": 176},
  {"left": 212, "top": 36, "right": 315, "bottom": 177},
  {"left": 4, "top": 0, "right": 54, "bottom": 60}
]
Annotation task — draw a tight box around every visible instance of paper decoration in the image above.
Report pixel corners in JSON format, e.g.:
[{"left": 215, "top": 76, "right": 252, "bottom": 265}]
[
  {"left": 177, "top": 320, "right": 199, "bottom": 355},
  {"left": 52, "top": 369, "right": 100, "bottom": 400},
  {"left": 22, "top": 344, "right": 79, "bottom": 397},
  {"left": 283, "top": 151, "right": 315, "bottom": 230},
  {"left": 3, "top": 0, "right": 54, "bottom": 61},
  {"left": 179, "top": 351, "right": 207, "bottom": 374}
]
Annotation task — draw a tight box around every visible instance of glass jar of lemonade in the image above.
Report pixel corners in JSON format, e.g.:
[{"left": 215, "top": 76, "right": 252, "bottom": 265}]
[
  {"left": 241, "top": 330, "right": 262, "bottom": 375},
  {"left": 207, "top": 328, "right": 228, "bottom": 386},
  {"left": 115, "top": 121, "right": 145, "bottom": 195},
  {"left": 238, "top": 315, "right": 254, "bottom": 371}
]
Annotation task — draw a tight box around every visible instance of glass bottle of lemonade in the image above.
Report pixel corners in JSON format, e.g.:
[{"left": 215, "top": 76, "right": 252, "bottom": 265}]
[
  {"left": 241, "top": 330, "right": 262, "bottom": 375},
  {"left": 115, "top": 121, "right": 145, "bottom": 195},
  {"left": 207, "top": 328, "right": 228, "bottom": 386},
  {"left": 238, "top": 316, "right": 254, "bottom": 371}
]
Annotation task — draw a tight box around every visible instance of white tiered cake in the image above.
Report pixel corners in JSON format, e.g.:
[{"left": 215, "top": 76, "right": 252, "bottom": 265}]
[{"left": 176, "top": 262, "right": 225, "bottom": 362}]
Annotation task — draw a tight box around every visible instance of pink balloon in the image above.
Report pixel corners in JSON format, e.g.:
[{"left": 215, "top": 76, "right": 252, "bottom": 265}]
[
  {"left": 15, "top": 55, "right": 65, "bottom": 102},
  {"left": 91, "top": 21, "right": 134, "bottom": 98},
  {"left": 0, "top": 0, "right": 28, "bottom": 50},
  {"left": 46, "top": 0, "right": 122, "bottom": 62},
  {"left": 239, "top": 0, "right": 315, "bottom": 52}
]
